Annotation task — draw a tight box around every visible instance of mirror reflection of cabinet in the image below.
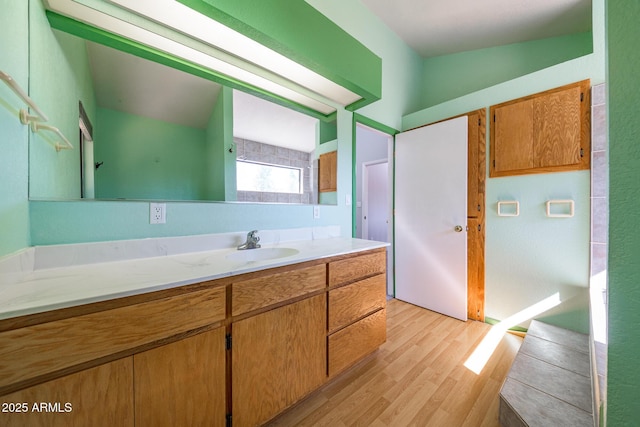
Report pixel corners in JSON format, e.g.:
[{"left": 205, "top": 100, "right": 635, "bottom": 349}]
[
  {"left": 319, "top": 151, "right": 337, "bottom": 193},
  {"left": 490, "top": 80, "right": 590, "bottom": 177}
]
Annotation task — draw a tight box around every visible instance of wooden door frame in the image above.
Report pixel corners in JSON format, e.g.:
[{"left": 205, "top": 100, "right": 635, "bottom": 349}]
[{"left": 403, "top": 109, "right": 486, "bottom": 321}]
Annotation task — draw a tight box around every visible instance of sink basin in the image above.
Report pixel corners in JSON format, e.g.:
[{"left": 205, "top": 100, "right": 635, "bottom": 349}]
[{"left": 225, "top": 247, "right": 299, "bottom": 262}]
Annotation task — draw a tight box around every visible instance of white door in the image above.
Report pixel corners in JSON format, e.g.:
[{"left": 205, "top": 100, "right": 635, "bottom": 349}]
[
  {"left": 363, "top": 160, "right": 388, "bottom": 242},
  {"left": 395, "top": 116, "right": 468, "bottom": 321}
]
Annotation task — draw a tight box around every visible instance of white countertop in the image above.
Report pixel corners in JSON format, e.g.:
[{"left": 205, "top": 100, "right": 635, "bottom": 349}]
[{"left": 0, "top": 236, "right": 388, "bottom": 321}]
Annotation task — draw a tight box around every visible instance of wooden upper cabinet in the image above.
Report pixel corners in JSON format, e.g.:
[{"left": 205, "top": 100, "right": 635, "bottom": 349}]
[
  {"left": 319, "top": 151, "right": 337, "bottom": 192},
  {"left": 490, "top": 80, "right": 590, "bottom": 177}
]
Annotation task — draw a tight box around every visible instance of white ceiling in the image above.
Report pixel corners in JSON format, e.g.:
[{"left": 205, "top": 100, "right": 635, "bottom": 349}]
[
  {"left": 360, "top": 0, "right": 592, "bottom": 58},
  {"left": 87, "top": 42, "right": 221, "bottom": 129},
  {"left": 232, "top": 90, "right": 318, "bottom": 153}
]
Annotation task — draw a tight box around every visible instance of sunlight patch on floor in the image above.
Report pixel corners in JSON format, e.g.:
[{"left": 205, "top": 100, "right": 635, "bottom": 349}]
[{"left": 463, "top": 292, "right": 562, "bottom": 374}]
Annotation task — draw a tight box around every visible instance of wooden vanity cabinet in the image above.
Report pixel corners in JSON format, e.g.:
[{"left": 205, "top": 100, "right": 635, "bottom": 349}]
[
  {"left": 490, "top": 80, "right": 590, "bottom": 177},
  {"left": 230, "top": 263, "right": 327, "bottom": 427},
  {"left": 232, "top": 294, "right": 326, "bottom": 427},
  {"left": 0, "top": 283, "right": 227, "bottom": 427},
  {"left": 327, "top": 249, "right": 387, "bottom": 377},
  {"left": 0, "top": 358, "right": 134, "bottom": 427},
  {"left": 134, "top": 327, "right": 227, "bottom": 427},
  {"left": 0, "top": 248, "right": 388, "bottom": 427}
]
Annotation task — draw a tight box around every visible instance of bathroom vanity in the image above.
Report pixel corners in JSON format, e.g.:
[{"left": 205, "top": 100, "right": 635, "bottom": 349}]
[{"left": 0, "top": 234, "right": 387, "bottom": 427}]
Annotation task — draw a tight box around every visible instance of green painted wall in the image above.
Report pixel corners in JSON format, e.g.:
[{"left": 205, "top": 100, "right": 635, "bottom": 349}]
[
  {"left": 422, "top": 31, "right": 593, "bottom": 108},
  {"left": 205, "top": 86, "right": 235, "bottom": 201},
  {"left": 306, "top": 0, "right": 423, "bottom": 131},
  {"left": 29, "top": 0, "right": 96, "bottom": 199},
  {"left": 606, "top": 1, "right": 640, "bottom": 424},
  {"left": 94, "top": 108, "right": 207, "bottom": 200},
  {"left": 0, "top": 0, "right": 30, "bottom": 257},
  {"left": 403, "top": 1, "right": 605, "bottom": 334}
]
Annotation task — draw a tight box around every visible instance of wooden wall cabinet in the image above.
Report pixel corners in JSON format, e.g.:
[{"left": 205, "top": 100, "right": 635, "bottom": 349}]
[
  {"left": 490, "top": 80, "right": 590, "bottom": 177},
  {"left": 319, "top": 151, "right": 337, "bottom": 192}
]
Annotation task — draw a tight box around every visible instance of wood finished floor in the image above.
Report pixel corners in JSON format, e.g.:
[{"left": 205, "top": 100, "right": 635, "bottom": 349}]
[{"left": 269, "top": 298, "right": 522, "bottom": 427}]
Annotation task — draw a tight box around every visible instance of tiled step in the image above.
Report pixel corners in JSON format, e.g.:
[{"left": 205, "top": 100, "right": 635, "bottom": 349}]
[{"left": 499, "top": 320, "right": 594, "bottom": 427}]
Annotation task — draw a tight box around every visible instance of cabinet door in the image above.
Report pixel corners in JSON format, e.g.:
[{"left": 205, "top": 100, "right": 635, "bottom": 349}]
[
  {"left": 493, "top": 99, "right": 535, "bottom": 173},
  {"left": 490, "top": 80, "right": 590, "bottom": 177},
  {"left": 319, "top": 151, "right": 337, "bottom": 192},
  {"left": 232, "top": 294, "right": 326, "bottom": 427},
  {"left": 134, "top": 328, "right": 226, "bottom": 427},
  {"left": 0, "top": 358, "right": 133, "bottom": 427},
  {"left": 533, "top": 84, "right": 583, "bottom": 168}
]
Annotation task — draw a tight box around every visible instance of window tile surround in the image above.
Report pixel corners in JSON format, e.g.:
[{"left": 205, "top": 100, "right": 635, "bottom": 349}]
[{"left": 234, "top": 137, "right": 318, "bottom": 204}]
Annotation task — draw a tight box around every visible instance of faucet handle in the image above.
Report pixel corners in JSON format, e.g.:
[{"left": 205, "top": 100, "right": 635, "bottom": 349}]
[{"left": 248, "top": 230, "right": 260, "bottom": 242}]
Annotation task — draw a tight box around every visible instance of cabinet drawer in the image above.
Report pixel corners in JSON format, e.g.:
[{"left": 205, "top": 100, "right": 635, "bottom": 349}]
[
  {"left": 328, "top": 274, "right": 386, "bottom": 333},
  {"left": 328, "top": 308, "right": 386, "bottom": 377},
  {"left": 0, "top": 286, "right": 226, "bottom": 395},
  {"left": 328, "top": 250, "right": 386, "bottom": 288},
  {"left": 232, "top": 264, "right": 326, "bottom": 316}
]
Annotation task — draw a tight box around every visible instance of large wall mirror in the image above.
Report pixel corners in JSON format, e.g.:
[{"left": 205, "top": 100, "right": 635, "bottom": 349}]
[{"left": 27, "top": 26, "right": 338, "bottom": 205}]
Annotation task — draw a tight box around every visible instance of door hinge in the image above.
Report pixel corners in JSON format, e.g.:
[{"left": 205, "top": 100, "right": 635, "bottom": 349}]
[
  {"left": 493, "top": 159, "right": 496, "bottom": 168},
  {"left": 478, "top": 224, "right": 481, "bottom": 231},
  {"left": 477, "top": 204, "right": 481, "bottom": 212},
  {"left": 580, "top": 92, "right": 584, "bottom": 102},
  {"left": 225, "top": 333, "right": 232, "bottom": 350},
  {"left": 226, "top": 414, "right": 232, "bottom": 427},
  {"left": 478, "top": 118, "right": 481, "bottom": 126},
  {"left": 493, "top": 113, "right": 496, "bottom": 122},
  {"left": 580, "top": 148, "right": 584, "bottom": 158}
]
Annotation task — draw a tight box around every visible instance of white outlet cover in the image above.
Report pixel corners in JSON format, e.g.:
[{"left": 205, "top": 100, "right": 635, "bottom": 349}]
[
  {"left": 150, "top": 203, "right": 166, "bottom": 224},
  {"left": 345, "top": 194, "right": 352, "bottom": 206},
  {"left": 313, "top": 206, "right": 320, "bottom": 219}
]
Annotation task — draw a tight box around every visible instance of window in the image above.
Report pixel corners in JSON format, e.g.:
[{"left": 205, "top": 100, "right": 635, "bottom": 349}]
[{"left": 237, "top": 160, "right": 303, "bottom": 194}]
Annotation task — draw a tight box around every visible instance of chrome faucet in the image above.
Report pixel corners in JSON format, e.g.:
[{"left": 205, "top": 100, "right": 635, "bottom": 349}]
[{"left": 238, "top": 230, "right": 261, "bottom": 250}]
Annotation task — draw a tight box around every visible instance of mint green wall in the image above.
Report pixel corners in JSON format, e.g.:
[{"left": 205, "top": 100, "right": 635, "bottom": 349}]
[
  {"left": 29, "top": 0, "right": 96, "bottom": 199},
  {"left": 606, "top": 1, "right": 640, "bottom": 424},
  {"left": 94, "top": 108, "right": 207, "bottom": 200},
  {"left": 0, "top": 0, "right": 30, "bottom": 257},
  {"left": 422, "top": 32, "right": 593, "bottom": 108},
  {"left": 403, "top": 0, "right": 605, "bottom": 334},
  {"left": 205, "top": 86, "right": 235, "bottom": 201},
  {"left": 306, "top": 0, "right": 423, "bottom": 131}
]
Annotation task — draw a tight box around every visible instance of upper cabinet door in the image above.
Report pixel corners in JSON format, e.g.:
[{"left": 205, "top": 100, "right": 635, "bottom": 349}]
[{"left": 490, "top": 80, "right": 590, "bottom": 177}]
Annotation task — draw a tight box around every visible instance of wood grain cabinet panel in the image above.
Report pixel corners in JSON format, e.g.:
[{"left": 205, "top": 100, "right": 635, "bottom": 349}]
[
  {"left": 319, "top": 151, "right": 337, "bottom": 192},
  {"left": 329, "top": 274, "right": 386, "bottom": 333},
  {"left": 328, "top": 249, "right": 386, "bottom": 288},
  {"left": 134, "top": 328, "right": 226, "bottom": 427},
  {"left": 0, "top": 358, "right": 134, "bottom": 427},
  {"left": 232, "top": 294, "right": 326, "bottom": 427},
  {"left": 490, "top": 80, "right": 590, "bottom": 177},
  {"left": 232, "top": 264, "right": 325, "bottom": 316},
  {"left": 0, "top": 286, "right": 226, "bottom": 395},
  {"left": 328, "top": 308, "right": 386, "bottom": 377}
]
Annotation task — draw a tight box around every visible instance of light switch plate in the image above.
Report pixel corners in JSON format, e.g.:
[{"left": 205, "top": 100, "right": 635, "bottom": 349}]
[
  {"left": 313, "top": 206, "right": 320, "bottom": 219},
  {"left": 345, "top": 194, "right": 352, "bottom": 206}
]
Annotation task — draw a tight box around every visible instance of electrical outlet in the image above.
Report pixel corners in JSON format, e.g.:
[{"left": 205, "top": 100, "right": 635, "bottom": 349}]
[
  {"left": 150, "top": 203, "right": 166, "bottom": 224},
  {"left": 313, "top": 205, "right": 320, "bottom": 219}
]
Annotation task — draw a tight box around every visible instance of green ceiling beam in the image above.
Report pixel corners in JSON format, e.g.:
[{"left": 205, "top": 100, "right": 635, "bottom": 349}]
[{"left": 178, "top": 0, "right": 382, "bottom": 109}]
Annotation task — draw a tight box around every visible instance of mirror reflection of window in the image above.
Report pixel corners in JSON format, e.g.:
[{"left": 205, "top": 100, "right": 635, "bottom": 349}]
[{"left": 232, "top": 90, "right": 319, "bottom": 204}]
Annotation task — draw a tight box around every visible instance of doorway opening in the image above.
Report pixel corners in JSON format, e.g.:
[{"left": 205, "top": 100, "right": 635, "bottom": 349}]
[{"left": 355, "top": 122, "right": 394, "bottom": 297}]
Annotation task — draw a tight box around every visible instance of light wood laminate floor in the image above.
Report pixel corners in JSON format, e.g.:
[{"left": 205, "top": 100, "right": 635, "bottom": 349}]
[{"left": 269, "top": 298, "right": 522, "bottom": 427}]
